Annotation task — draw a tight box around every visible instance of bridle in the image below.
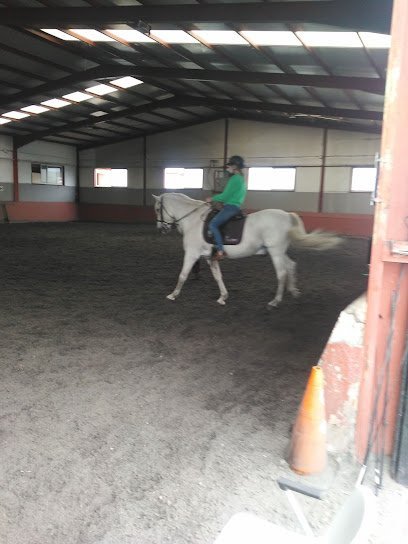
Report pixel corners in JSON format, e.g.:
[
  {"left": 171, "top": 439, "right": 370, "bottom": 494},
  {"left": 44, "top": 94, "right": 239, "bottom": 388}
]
[{"left": 157, "top": 196, "right": 208, "bottom": 233}]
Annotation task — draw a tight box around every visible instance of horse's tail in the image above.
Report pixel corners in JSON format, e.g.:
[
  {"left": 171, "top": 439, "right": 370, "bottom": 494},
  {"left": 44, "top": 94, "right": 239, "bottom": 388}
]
[{"left": 288, "top": 212, "right": 342, "bottom": 250}]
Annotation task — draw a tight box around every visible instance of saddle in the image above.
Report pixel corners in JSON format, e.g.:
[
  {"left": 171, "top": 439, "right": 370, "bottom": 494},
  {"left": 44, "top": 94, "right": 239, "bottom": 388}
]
[{"left": 203, "top": 209, "right": 247, "bottom": 246}]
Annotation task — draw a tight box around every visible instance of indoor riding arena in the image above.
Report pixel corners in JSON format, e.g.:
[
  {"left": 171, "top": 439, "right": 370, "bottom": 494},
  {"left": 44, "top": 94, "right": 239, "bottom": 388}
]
[{"left": 1, "top": 2, "right": 408, "bottom": 544}]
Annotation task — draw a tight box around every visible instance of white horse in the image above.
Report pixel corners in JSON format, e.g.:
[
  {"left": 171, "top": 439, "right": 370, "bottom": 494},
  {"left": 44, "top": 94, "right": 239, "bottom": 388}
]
[{"left": 153, "top": 193, "right": 341, "bottom": 307}]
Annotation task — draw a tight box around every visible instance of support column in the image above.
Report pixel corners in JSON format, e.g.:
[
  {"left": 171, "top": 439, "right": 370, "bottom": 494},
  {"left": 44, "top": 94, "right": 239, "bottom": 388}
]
[
  {"left": 318, "top": 128, "right": 328, "bottom": 213},
  {"left": 12, "top": 140, "right": 19, "bottom": 202},
  {"left": 356, "top": 0, "right": 408, "bottom": 460},
  {"left": 75, "top": 147, "right": 80, "bottom": 204},
  {"left": 143, "top": 135, "right": 147, "bottom": 206},
  {"left": 223, "top": 118, "right": 229, "bottom": 166}
]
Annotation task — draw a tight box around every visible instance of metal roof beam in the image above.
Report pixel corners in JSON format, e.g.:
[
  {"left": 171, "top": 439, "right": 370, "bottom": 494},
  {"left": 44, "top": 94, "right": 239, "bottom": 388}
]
[
  {"left": 0, "top": 1, "right": 392, "bottom": 33},
  {"left": 13, "top": 96, "right": 186, "bottom": 147},
  {"left": 184, "top": 96, "right": 383, "bottom": 121},
  {"left": 0, "top": 66, "right": 385, "bottom": 111},
  {"left": 228, "top": 111, "right": 382, "bottom": 134},
  {"left": 77, "top": 114, "right": 223, "bottom": 150}
]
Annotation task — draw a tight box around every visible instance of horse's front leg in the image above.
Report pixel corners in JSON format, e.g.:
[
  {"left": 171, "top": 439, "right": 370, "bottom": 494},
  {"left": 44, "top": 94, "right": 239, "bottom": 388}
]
[
  {"left": 207, "top": 259, "right": 229, "bottom": 305},
  {"left": 167, "top": 251, "right": 200, "bottom": 301}
]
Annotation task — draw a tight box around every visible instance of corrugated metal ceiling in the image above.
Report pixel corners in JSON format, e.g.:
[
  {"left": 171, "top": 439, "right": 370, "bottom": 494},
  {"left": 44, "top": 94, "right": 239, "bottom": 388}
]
[{"left": 0, "top": 0, "right": 392, "bottom": 149}]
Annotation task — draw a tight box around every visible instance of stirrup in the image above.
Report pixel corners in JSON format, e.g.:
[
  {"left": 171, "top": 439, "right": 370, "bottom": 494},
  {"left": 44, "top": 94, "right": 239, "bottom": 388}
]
[{"left": 212, "top": 250, "right": 227, "bottom": 261}]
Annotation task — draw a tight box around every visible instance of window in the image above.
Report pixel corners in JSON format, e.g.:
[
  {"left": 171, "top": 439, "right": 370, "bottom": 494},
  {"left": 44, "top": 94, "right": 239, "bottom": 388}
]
[
  {"left": 351, "top": 167, "right": 377, "bottom": 192},
  {"left": 248, "top": 167, "right": 296, "bottom": 191},
  {"left": 32, "top": 163, "right": 64, "bottom": 185},
  {"left": 94, "top": 168, "right": 128, "bottom": 187},
  {"left": 164, "top": 168, "right": 203, "bottom": 189}
]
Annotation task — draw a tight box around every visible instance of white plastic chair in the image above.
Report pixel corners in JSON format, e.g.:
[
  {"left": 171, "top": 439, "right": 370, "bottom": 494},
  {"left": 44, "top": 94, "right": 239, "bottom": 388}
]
[{"left": 213, "top": 479, "right": 376, "bottom": 544}]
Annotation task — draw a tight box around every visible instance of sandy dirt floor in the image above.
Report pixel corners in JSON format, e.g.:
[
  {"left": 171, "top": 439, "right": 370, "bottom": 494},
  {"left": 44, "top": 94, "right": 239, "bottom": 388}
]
[{"left": 0, "top": 222, "right": 406, "bottom": 543}]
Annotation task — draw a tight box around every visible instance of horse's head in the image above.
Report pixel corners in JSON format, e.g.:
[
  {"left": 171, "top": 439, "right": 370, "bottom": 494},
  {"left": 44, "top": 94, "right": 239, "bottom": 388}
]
[{"left": 152, "top": 194, "right": 174, "bottom": 234}]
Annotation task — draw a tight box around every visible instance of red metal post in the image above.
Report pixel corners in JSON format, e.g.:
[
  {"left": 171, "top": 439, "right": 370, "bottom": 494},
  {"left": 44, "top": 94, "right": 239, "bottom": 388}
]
[
  {"left": 223, "top": 118, "right": 229, "bottom": 167},
  {"left": 12, "top": 141, "right": 19, "bottom": 202},
  {"left": 356, "top": 0, "right": 408, "bottom": 460},
  {"left": 318, "top": 128, "right": 328, "bottom": 213}
]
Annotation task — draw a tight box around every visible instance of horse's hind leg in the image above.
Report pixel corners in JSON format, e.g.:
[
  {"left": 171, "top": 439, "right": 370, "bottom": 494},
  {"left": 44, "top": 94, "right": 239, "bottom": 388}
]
[
  {"left": 191, "top": 259, "right": 201, "bottom": 279},
  {"left": 267, "top": 250, "right": 288, "bottom": 308},
  {"left": 207, "top": 260, "right": 229, "bottom": 305},
  {"left": 167, "top": 251, "right": 200, "bottom": 301},
  {"left": 285, "top": 256, "right": 300, "bottom": 298}
]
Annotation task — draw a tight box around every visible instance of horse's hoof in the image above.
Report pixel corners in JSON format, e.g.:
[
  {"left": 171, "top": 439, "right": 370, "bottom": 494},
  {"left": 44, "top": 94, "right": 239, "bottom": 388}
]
[
  {"left": 166, "top": 294, "right": 176, "bottom": 301},
  {"left": 291, "top": 289, "right": 301, "bottom": 299},
  {"left": 217, "top": 298, "right": 226, "bottom": 306},
  {"left": 268, "top": 300, "right": 280, "bottom": 308}
]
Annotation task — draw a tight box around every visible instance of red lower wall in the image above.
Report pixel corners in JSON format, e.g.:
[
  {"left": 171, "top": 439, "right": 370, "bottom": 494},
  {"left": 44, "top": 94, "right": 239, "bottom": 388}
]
[
  {"left": 298, "top": 212, "right": 373, "bottom": 237},
  {"left": 78, "top": 203, "right": 155, "bottom": 223},
  {"left": 2, "top": 202, "right": 374, "bottom": 237},
  {"left": 5, "top": 202, "right": 78, "bottom": 222}
]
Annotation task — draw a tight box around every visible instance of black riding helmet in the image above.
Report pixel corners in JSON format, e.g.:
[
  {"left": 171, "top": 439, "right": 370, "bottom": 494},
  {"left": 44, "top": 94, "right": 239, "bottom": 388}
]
[{"left": 226, "top": 155, "right": 245, "bottom": 170}]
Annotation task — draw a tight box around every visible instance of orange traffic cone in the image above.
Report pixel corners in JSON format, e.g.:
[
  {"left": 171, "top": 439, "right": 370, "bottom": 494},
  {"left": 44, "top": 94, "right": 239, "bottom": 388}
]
[{"left": 288, "top": 365, "right": 327, "bottom": 475}]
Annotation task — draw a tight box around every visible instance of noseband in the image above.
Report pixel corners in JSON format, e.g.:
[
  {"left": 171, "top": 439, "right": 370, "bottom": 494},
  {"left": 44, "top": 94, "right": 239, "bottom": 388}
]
[{"left": 157, "top": 197, "right": 207, "bottom": 232}]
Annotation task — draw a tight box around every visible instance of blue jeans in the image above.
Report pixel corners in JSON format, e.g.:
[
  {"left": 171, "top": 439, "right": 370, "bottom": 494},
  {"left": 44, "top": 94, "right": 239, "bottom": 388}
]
[{"left": 209, "top": 204, "right": 240, "bottom": 251}]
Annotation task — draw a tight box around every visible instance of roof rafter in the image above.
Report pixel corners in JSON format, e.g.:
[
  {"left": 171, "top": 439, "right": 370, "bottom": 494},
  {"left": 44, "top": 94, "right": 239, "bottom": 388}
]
[
  {"left": 13, "top": 96, "right": 191, "bottom": 147},
  {"left": 183, "top": 96, "right": 383, "bottom": 121},
  {"left": 77, "top": 114, "right": 224, "bottom": 150},
  {"left": 0, "top": 66, "right": 385, "bottom": 111},
  {"left": 0, "top": 1, "right": 392, "bottom": 33},
  {"left": 228, "top": 111, "right": 381, "bottom": 134}
]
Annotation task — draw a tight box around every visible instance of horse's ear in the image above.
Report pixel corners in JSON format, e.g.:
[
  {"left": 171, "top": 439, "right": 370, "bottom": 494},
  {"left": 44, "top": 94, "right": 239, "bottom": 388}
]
[{"left": 152, "top": 194, "right": 160, "bottom": 201}]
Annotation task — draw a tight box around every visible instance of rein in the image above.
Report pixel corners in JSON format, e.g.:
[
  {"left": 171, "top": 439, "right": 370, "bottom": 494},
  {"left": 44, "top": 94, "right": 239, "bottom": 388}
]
[{"left": 159, "top": 198, "right": 208, "bottom": 229}]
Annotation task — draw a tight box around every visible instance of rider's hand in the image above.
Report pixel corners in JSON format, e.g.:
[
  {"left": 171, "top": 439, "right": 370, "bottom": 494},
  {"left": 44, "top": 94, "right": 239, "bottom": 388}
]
[{"left": 206, "top": 196, "right": 213, "bottom": 203}]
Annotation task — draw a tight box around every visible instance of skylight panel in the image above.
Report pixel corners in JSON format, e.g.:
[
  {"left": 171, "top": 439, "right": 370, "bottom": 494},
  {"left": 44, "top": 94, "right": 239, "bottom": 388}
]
[
  {"left": 85, "top": 84, "right": 118, "bottom": 96},
  {"left": 90, "top": 111, "right": 108, "bottom": 117},
  {"left": 296, "top": 32, "right": 363, "bottom": 48},
  {"left": 21, "top": 105, "right": 50, "bottom": 114},
  {"left": 359, "top": 32, "right": 391, "bottom": 49},
  {"left": 110, "top": 77, "right": 143, "bottom": 89},
  {"left": 41, "top": 98, "right": 71, "bottom": 108},
  {"left": 191, "top": 31, "right": 248, "bottom": 45},
  {"left": 69, "top": 29, "right": 114, "bottom": 42},
  {"left": 105, "top": 29, "right": 154, "bottom": 43},
  {"left": 63, "top": 91, "right": 93, "bottom": 102},
  {"left": 41, "top": 29, "right": 79, "bottom": 41},
  {"left": 240, "top": 31, "right": 302, "bottom": 47},
  {"left": 0, "top": 118, "right": 12, "bottom": 125},
  {"left": 150, "top": 30, "right": 199, "bottom": 44},
  {"left": 3, "top": 110, "right": 30, "bottom": 119}
]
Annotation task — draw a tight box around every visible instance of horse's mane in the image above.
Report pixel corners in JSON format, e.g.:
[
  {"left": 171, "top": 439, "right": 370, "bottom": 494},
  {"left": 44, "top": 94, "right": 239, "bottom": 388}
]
[{"left": 164, "top": 192, "right": 204, "bottom": 208}]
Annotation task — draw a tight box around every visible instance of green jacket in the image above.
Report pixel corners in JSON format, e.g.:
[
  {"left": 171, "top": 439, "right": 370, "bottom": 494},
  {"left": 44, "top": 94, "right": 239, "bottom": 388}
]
[{"left": 212, "top": 173, "right": 246, "bottom": 207}]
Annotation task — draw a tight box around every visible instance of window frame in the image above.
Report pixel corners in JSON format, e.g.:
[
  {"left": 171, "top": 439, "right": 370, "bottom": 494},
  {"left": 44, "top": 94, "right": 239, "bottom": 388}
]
[
  {"left": 163, "top": 167, "right": 204, "bottom": 190},
  {"left": 247, "top": 166, "right": 297, "bottom": 192},
  {"left": 94, "top": 168, "right": 128, "bottom": 188},
  {"left": 350, "top": 166, "right": 377, "bottom": 193},
  {"left": 31, "top": 163, "right": 65, "bottom": 186}
]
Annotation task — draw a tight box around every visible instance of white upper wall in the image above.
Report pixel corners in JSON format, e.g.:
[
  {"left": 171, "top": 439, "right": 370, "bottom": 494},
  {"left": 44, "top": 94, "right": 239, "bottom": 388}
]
[
  {"left": 18, "top": 141, "right": 77, "bottom": 186},
  {"left": 228, "top": 119, "right": 324, "bottom": 167},
  {"left": 148, "top": 120, "right": 224, "bottom": 167},
  {"left": 326, "top": 130, "right": 380, "bottom": 166}
]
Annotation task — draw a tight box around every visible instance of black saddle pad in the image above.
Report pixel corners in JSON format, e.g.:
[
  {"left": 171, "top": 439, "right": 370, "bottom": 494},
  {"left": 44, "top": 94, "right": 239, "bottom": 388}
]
[{"left": 203, "top": 209, "right": 246, "bottom": 245}]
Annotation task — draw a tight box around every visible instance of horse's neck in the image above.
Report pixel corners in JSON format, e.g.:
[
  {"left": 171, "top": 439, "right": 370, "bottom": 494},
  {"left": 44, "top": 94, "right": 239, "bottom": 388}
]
[
  {"left": 167, "top": 195, "right": 203, "bottom": 217},
  {"left": 166, "top": 194, "right": 204, "bottom": 233}
]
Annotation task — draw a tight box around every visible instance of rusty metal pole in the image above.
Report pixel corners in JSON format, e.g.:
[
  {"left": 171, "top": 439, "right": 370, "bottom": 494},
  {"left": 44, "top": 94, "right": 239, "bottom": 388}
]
[
  {"left": 12, "top": 140, "right": 19, "bottom": 202},
  {"left": 356, "top": 0, "right": 408, "bottom": 461},
  {"left": 143, "top": 135, "right": 147, "bottom": 206},
  {"left": 318, "top": 128, "right": 328, "bottom": 213},
  {"left": 223, "top": 118, "right": 229, "bottom": 167}
]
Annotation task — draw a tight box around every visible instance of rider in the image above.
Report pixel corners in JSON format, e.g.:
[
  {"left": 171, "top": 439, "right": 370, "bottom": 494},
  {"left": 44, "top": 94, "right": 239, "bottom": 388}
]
[{"left": 206, "top": 155, "right": 247, "bottom": 261}]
